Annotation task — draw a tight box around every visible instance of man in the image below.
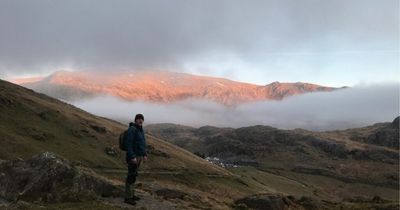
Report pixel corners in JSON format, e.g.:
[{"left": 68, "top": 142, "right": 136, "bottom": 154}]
[{"left": 124, "top": 113, "right": 148, "bottom": 205}]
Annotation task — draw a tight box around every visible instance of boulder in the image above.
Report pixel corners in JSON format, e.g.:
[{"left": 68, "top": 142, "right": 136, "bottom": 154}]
[
  {"left": 155, "top": 188, "right": 188, "bottom": 200},
  {"left": 90, "top": 124, "right": 107, "bottom": 133},
  {"left": 0, "top": 152, "right": 122, "bottom": 203},
  {"left": 234, "top": 194, "right": 331, "bottom": 210},
  {"left": 234, "top": 193, "right": 298, "bottom": 210}
]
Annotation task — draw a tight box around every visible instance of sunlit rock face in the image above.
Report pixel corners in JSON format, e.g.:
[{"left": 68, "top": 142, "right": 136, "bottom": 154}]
[{"left": 12, "top": 70, "right": 338, "bottom": 105}]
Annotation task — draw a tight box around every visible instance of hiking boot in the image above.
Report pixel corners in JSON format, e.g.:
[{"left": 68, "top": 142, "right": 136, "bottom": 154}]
[
  {"left": 132, "top": 195, "right": 141, "bottom": 201},
  {"left": 124, "top": 198, "right": 136, "bottom": 205}
]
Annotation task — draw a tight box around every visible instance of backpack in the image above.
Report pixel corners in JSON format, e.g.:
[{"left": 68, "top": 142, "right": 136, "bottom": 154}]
[
  {"left": 119, "top": 126, "right": 137, "bottom": 151},
  {"left": 119, "top": 129, "right": 129, "bottom": 151}
]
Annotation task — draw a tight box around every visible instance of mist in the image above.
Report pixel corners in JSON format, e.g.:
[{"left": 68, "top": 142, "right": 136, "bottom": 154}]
[{"left": 72, "top": 82, "right": 399, "bottom": 131}]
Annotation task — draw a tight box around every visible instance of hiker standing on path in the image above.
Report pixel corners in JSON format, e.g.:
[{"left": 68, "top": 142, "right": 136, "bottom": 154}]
[{"left": 124, "top": 113, "right": 148, "bottom": 205}]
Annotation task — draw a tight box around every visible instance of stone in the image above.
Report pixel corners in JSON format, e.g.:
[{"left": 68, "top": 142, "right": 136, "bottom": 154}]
[{"left": 0, "top": 152, "right": 122, "bottom": 203}]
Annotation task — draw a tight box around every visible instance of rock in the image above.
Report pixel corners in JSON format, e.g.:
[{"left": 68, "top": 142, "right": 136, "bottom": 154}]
[
  {"left": 26, "top": 127, "right": 54, "bottom": 142},
  {"left": 296, "top": 196, "right": 322, "bottom": 210},
  {"left": 234, "top": 193, "right": 297, "bottom": 210},
  {"left": 0, "top": 96, "right": 13, "bottom": 107},
  {"left": 371, "top": 195, "right": 385, "bottom": 204},
  {"left": 37, "top": 112, "right": 51, "bottom": 121},
  {"left": 234, "top": 194, "right": 331, "bottom": 210},
  {"left": 349, "top": 148, "right": 398, "bottom": 164},
  {"left": 147, "top": 145, "right": 170, "bottom": 158},
  {"left": 90, "top": 124, "right": 107, "bottom": 133},
  {"left": 155, "top": 188, "right": 187, "bottom": 200},
  {"left": 392, "top": 116, "right": 399, "bottom": 128},
  {"left": 343, "top": 196, "right": 371, "bottom": 203},
  {"left": 366, "top": 117, "right": 399, "bottom": 149},
  {"left": 305, "top": 136, "right": 348, "bottom": 158},
  {"left": 345, "top": 195, "right": 387, "bottom": 204},
  {"left": 105, "top": 147, "right": 118, "bottom": 157},
  {"left": 0, "top": 152, "right": 122, "bottom": 203}
]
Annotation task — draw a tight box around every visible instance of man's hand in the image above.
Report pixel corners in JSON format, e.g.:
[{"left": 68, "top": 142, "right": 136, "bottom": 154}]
[
  {"left": 130, "top": 158, "right": 137, "bottom": 164},
  {"left": 143, "top": 155, "right": 148, "bottom": 162}
]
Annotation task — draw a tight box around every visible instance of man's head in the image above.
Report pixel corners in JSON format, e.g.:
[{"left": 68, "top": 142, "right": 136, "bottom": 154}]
[{"left": 134, "top": 113, "right": 144, "bottom": 127}]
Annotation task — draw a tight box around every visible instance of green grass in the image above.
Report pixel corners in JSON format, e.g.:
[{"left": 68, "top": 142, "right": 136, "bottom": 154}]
[
  {"left": 0, "top": 80, "right": 257, "bottom": 209},
  {"left": 1, "top": 80, "right": 398, "bottom": 209}
]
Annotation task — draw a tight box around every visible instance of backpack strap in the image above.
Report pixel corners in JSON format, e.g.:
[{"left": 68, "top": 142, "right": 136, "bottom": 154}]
[{"left": 130, "top": 126, "right": 138, "bottom": 140}]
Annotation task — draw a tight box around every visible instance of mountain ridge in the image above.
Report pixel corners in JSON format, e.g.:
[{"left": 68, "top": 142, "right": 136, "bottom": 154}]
[
  {"left": 0, "top": 78, "right": 246, "bottom": 209},
  {"left": 10, "top": 70, "right": 343, "bottom": 105},
  {"left": 146, "top": 118, "right": 399, "bottom": 200},
  {"left": 1, "top": 79, "right": 398, "bottom": 209}
]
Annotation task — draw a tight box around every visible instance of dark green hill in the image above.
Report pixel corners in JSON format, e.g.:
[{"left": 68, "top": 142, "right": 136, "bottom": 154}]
[
  {"left": 147, "top": 117, "right": 400, "bottom": 202},
  {"left": 0, "top": 79, "right": 243, "bottom": 209},
  {"left": 1, "top": 79, "right": 398, "bottom": 209}
]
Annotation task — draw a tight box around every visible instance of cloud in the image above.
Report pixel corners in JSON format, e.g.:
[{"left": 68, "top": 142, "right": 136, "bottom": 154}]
[
  {"left": 71, "top": 82, "right": 399, "bottom": 131},
  {"left": 0, "top": 0, "right": 398, "bottom": 80}
]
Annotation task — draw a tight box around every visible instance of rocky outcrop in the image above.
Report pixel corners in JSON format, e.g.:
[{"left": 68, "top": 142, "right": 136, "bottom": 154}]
[
  {"left": 392, "top": 116, "right": 399, "bottom": 128},
  {"left": 304, "top": 136, "right": 348, "bottom": 158},
  {"left": 155, "top": 188, "right": 188, "bottom": 200},
  {"left": 90, "top": 124, "right": 107, "bottom": 133},
  {"left": 366, "top": 117, "right": 399, "bottom": 149},
  {"left": 234, "top": 193, "right": 313, "bottom": 210},
  {"left": 234, "top": 193, "right": 400, "bottom": 210},
  {"left": 0, "top": 152, "right": 122, "bottom": 203},
  {"left": 349, "top": 148, "right": 399, "bottom": 164},
  {"left": 235, "top": 193, "right": 291, "bottom": 210}
]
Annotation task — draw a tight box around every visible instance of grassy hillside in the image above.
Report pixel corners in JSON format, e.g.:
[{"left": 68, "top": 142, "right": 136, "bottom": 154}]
[
  {"left": 1, "top": 79, "right": 398, "bottom": 209},
  {"left": 0, "top": 79, "right": 231, "bottom": 173},
  {"left": 146, "top": 119, "right": 400, "bottom": 202},
  {"left": 0, "top": 79, "right": 260, "bottom": 209}
]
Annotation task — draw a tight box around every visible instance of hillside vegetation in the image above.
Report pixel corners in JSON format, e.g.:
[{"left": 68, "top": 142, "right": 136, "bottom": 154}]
[{"left": 0, "top": 79, "right": 398, "bottom": 210}]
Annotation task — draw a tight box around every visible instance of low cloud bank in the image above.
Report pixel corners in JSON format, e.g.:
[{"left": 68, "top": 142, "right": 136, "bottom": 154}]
[{"left": 72, "top": 83, "right": 399, "bottom": 131}]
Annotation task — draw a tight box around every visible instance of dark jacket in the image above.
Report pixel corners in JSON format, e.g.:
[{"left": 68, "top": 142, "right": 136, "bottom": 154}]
[{"left": 125, "top": 124, "right": 147, "bottom": 162}]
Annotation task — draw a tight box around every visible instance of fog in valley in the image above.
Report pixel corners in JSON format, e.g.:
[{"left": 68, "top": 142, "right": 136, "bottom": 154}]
[{"left": 72, "top": 82, "right": 399, "bottom": 131}]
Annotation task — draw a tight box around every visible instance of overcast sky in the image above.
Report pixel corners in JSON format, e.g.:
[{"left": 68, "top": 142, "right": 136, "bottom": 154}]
[{"left": 0, "top": 0, "right": 398, "bottom": 86}]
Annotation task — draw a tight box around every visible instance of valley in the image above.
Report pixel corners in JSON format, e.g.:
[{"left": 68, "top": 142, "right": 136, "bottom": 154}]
[{"left": 0, "top": 79, "right": 398, "bottom": 210}]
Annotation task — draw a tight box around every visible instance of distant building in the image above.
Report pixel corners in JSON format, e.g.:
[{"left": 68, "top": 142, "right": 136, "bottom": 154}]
[{"left": 205, "top": 156, "right": 239, "bottom": 168}]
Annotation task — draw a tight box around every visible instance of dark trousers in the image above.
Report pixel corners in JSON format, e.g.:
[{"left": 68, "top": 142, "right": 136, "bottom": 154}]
[{"left": 125, "top": 157, "right": 142, "bottom": 199}]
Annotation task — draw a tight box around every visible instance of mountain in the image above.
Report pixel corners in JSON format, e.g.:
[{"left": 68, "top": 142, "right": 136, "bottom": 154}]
[
  {"left": 10, "top": 70, "right": 341, "bottom": 105},
  {"left": 146, "top": 118, "right": 399, "bottom": 202},
  {"left": 0, "top": 79, "right": 245, "bottom": 209},
  {"left": 1, "top": 79, "right": 397, "bottom": 209}
]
